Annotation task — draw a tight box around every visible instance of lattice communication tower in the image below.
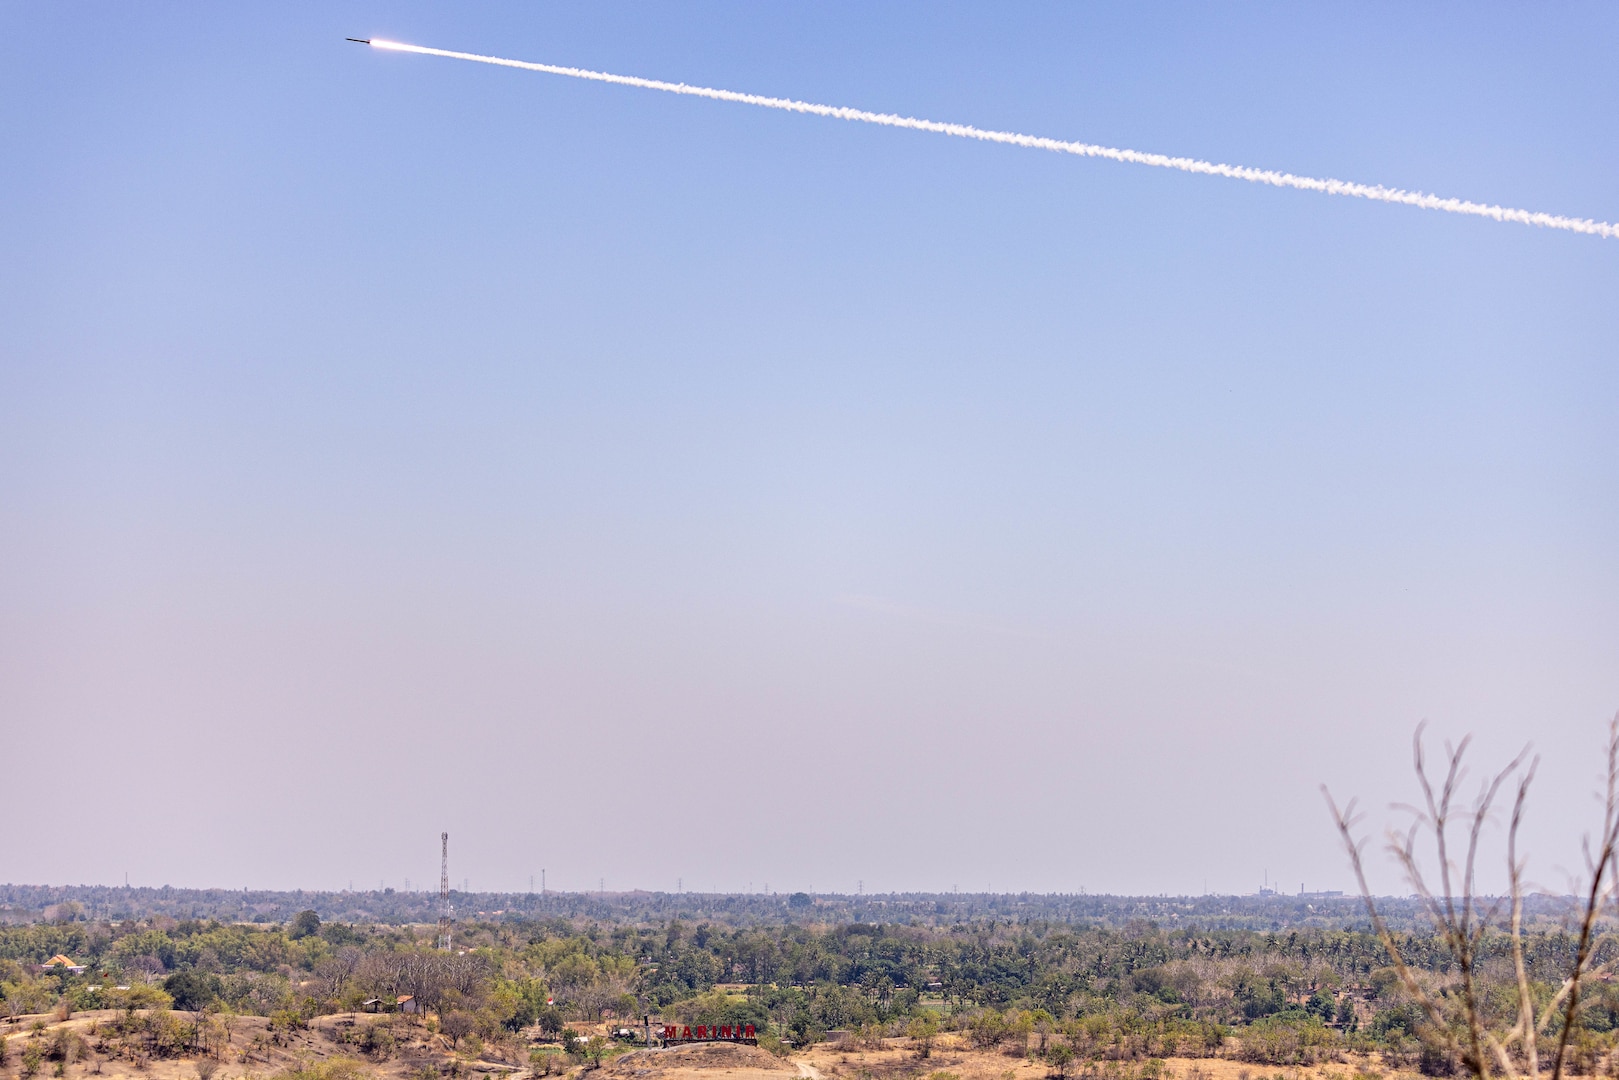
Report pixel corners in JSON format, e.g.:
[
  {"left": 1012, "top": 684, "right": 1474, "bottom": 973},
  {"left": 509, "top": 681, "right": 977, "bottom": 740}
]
[{"left": 437, "top": 832, "right": 452, "bottom": 950}]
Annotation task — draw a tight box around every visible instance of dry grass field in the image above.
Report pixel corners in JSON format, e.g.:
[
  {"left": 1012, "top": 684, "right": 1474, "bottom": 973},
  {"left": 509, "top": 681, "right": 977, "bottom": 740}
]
[
  {"left": 791, "top": 1039, "right": 1383, "bottom": 1080},
  {"left": 0, "top": 1009, "right": 528, "bottom": 1080},
  {"left": 0, "top": 1015, "right": 1568, "bottom": 1080}
]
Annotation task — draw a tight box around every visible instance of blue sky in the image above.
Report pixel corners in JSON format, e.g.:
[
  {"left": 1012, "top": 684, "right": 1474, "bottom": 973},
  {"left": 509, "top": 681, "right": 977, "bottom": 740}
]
[{"left": 2, "top": 3, "right": 1616, "bottom": 896}]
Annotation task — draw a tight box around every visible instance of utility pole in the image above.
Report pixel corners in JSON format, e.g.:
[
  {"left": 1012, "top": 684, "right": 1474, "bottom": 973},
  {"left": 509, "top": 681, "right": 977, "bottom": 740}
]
[{"left": 438, "top": 832, "right": 453, "bottom": 951}]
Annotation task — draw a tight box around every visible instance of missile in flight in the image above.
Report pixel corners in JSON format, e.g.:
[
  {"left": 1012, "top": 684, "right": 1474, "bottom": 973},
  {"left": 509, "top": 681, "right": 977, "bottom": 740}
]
[{"left": 345, "top": 36, "right": 1618, "bottom": 240}]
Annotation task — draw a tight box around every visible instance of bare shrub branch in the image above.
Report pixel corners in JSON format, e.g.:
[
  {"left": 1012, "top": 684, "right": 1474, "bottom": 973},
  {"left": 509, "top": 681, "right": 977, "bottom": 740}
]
[{"left": 1324, "top": 712, "right": 1619, "bottom": 1080}]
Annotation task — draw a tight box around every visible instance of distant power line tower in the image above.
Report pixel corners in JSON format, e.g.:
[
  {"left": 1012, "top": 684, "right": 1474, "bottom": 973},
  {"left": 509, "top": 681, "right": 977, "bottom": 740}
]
[{"left": 437, "top": 832, "right": 453, "bottom": 951}]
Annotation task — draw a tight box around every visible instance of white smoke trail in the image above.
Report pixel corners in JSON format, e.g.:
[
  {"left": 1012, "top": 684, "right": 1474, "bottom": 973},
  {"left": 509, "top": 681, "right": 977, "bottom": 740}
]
[{"left": 368, "top": 39, "right": 1617, "bottom": 241}]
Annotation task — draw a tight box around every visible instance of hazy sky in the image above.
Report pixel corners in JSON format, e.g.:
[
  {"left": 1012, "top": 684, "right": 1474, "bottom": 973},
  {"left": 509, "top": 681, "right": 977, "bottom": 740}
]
[{"left": 3, "top": 3, "right": 1616, "bottom": 899}]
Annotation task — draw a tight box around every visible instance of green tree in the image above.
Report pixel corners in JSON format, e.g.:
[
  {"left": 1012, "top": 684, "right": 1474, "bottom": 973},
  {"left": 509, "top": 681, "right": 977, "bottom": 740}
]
[
  {"left": 22, "top": 1040, "right": 44, "bottom": 1079},
  {"left": 906, "top": 1015, "right": 937, "bottom": 1059},
  {"left": 288, "top": 911, "right": 322, "bottom": 941},
  {"left": 163, "top": 970, "right": 222, "bottom": 1012},
  {"left": 536, "top": 1006, "right": 565, "bottom": 1037}
]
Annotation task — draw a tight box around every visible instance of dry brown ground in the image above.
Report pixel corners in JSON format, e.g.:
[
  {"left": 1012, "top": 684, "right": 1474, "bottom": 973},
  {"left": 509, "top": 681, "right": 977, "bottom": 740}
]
[
  {"left": 0, "top": 1017, "right": 1595, "bottom": 1080},
  {"left": 605, "top": 1043, "right": 794, "bottom": 1080},
  {"left": 791, "top": 1036, "right": 1526, "bottom": 1080},
  {"left": 0, "top": 1010, "right": 522, "bottom": 1080}
]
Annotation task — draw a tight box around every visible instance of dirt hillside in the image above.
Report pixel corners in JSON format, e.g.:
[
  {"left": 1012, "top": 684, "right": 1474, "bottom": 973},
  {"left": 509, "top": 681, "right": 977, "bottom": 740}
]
[{"left": 607, "top": 1043, "right": 796, "bottom": 1079}]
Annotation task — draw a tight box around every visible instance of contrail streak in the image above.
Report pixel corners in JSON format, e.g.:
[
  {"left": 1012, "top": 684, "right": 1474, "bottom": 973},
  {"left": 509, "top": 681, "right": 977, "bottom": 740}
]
[{"left": 366, "top": 39, "right": 1617, "bottom": 241}]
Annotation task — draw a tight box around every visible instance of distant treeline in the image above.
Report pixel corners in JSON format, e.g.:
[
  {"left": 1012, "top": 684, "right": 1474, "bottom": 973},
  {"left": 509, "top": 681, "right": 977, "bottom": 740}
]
[
  {"left": 6, "top": 904, "right": 1619, "bottom": 1069},
  {"left": 0, "top": 884, "right": 1449, "bottom": 931}
]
